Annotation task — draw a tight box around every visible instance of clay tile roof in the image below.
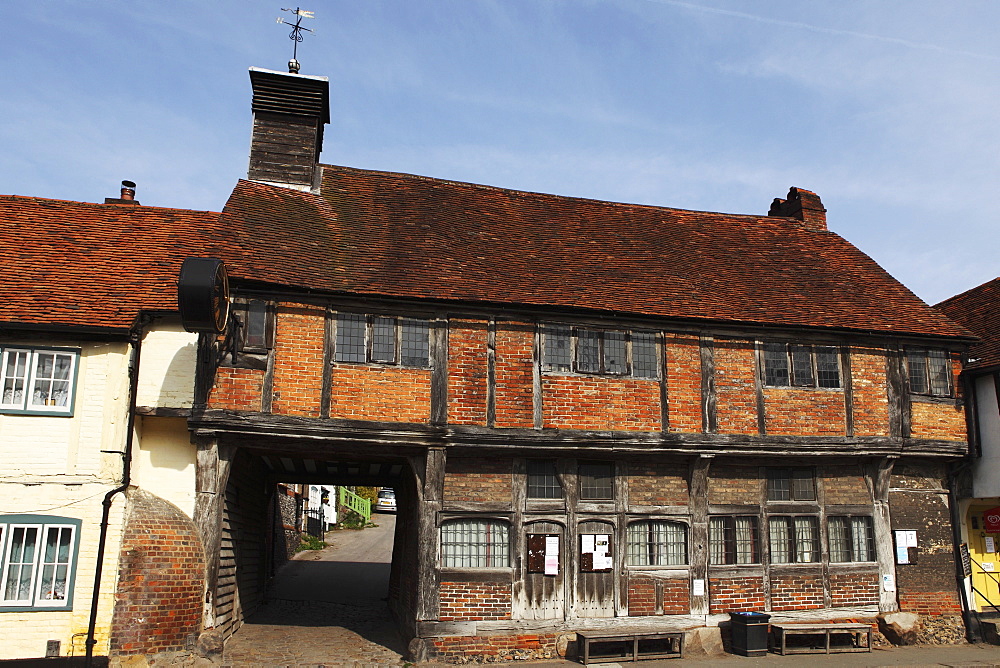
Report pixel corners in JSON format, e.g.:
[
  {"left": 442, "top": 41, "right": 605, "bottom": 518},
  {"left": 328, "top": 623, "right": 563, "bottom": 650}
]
[
  {"left": 0, "top": 195, "right": 223, "bottom": 332},
  {"left": 936, "top": 278, "right": 1000, "bottom": 368},
  {"left": 216, "top": 165, "right": 970, "bottom": 339}
]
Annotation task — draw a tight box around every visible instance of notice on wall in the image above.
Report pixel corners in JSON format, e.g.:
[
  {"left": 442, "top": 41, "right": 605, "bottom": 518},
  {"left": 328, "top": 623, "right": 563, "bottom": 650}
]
[
  {"left": 983, "top": 562, "right": 996, "bottom": 572},
  {"left": 896, "top": 546, "right": 910, "bottom": 564},
  {"left": 895, "top": 530, "right": 918, "bottom": 548},
  {"left": 545, "top": 536, "right": 560, "bottom": 575},
  {"left": 882, "top": 574, "right": 896, "bottom": 592},
  {"left": 986, "top": 536, "right": 997, "bottom": 554},
  {"left": 580, "top": 533, "right": 613, "bottom": 572},
  {"left": 692, "top": 579, "right": 705, "bottom": 596}
]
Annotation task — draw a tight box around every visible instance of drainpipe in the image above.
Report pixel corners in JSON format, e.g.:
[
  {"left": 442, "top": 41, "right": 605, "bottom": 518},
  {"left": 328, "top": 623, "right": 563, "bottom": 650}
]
[{"left": 85, "top": 316, "right": 147, "bottom": 666}]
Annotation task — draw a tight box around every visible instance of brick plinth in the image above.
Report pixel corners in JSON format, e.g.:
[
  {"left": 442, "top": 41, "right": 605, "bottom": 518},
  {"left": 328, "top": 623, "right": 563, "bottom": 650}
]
[
  {"left": 830, "top": 571, "right": 879, "bottom": 606},
  {"left": 709, "top": 576, "right": 765, "bottom": 613},
  {"left": 110, "top": 489, "right": 205, "bottom": 656},
  {"left": 770, "top": 573, "right": 824, "bottom": 610},
  {"left": 429, "top": 633, "right": 558, "bottom": 662},
  {"left": 899, "top": 591, "right": 963, "bottom": 616}
]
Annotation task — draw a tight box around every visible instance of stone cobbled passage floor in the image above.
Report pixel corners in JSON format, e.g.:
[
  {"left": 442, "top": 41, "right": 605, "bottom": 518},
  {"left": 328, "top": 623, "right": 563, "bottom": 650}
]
[{"left": 221, "top": 598, "right": 408, "bottom": 667}]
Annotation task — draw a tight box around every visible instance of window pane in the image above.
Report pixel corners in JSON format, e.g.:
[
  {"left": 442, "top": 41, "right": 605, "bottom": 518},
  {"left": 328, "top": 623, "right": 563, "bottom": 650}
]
[
  {"left": 829, "top": 516, "right": 873, "bottom": 562},
  {"left": 4, "top": 527, "right": 39, "bottom": 603},
  {"left": 577, "top": 329, "right": 601, "bottom": 374},
  {"left": 828, "top": 517, "right": 850, "bottom": 562},
  {"left": 335, "top": 313, "right": 366, "bottom": 363},
  {"left": 794, "top": 517, "right": 819, "bottom": 563},
  {"left": 907, "top": 350, "right": 928, "bottom": 394},
  {"left": 816, "top": 347, "right": 841, "bottom": 388},
  {"left": 440, "top": 519, "right": 509, "bottom": 568},
  {"left": 400, "top": 319, "right": 430, "bottom": 367},
  {"left": 709, "top": 517, "right": 727, "bottom": 565},
  {"left": 527, "top": 460, "right": 561, "bottom": 499},
  {"left": 734, "top": 517, "right": 757, "bottom": 564},
  {"left": 1, "top": 350, "right": 30, "bottom": 409},
  {"left": 927, "top": 350, "right": 950, "bottom": 396},
  {"left": 851, "top": 516, "right": 874, "bottom": 562},
  {"left": 37, "top": 527, "right": 72, "bottom": 602},
  {"left": 791, "top": 469, "right": 816, "bottom": 501},
  {"left": 604, "top": 331, "right": 627, "bottom": 375},
  {"left": 763, "top": 343, "right": 789, "bottom": 386},
  {"left": 769, "top": 517, "right": 792, "bottom": 563},
  {"left": 544, "top": 326, "right": 572, "bottom": 372},
  {"left": 579, "top": 462, "right": 614, "bottom": 500},
  {"left": 790, "top": 345, "right": 814, "bottom": 386},
  {"left": 244, "top": 300, "right": 269, "bottom": 349},
  {"left": 30, "top": 353, "right": 74, "bottom": 408},
  {"left": 632, "top": 332, "right": 658, "bottom": 379},
  {"left": 767, "top": 470, "right": 791, "bottom": 501},
  {"left": 371, "top": 316, "right": 396, "bottom": 363}
]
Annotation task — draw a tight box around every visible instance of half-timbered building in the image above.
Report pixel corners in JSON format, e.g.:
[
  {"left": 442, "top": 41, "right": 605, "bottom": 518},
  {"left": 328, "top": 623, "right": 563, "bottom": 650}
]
[{"left": 176, "top": 66, "right": 973, "bottom": 660}]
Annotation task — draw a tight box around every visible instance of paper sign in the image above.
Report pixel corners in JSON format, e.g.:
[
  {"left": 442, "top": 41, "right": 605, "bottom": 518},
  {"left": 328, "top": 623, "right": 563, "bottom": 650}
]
[
  {"left": 546, "top": 536, "right": 559, "bottom": 556},
  {"left": 545, "top": 555, "right": 559, "bottom": 575},
  {"left": 882, "top": 574, "right": 896, "bottom": 592},
  {"left": 901, "top": 531, "right": 918, "bottom": 548},
  {"left": 692, "top": 579, "right": 705, "bottom": 596},
  {"left": 594, "top": 554, "right": 613, "bottom": 570},
  {"left": 983, "top": 562, "right": 996, "bottom": 572},
  {"left": 581, "top": 535, "right": 595, "bottom": 552},
  {"left": 986, "top": 537, "right": 996, "bottom": 554},
  {"left": 896, "top": 546, "right": 910, "bottom": 564}
]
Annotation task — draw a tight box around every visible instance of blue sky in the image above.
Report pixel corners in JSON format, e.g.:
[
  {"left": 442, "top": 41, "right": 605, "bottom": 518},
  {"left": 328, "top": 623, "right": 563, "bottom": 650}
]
[{"left": 3, "top": 1, "right": 999, "bottom": 305}]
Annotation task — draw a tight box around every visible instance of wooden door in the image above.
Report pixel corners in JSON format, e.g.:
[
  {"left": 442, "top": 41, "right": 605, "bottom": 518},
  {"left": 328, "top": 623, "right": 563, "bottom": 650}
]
[
  {"left": 575, "top": 520, "right": 615, "bottom": 617},
  {"left": 513, "top": 522, "right": 565, "bottom": 619},
  {"left": 967, "top": 505, "right": 1000, "bottom": 611}
]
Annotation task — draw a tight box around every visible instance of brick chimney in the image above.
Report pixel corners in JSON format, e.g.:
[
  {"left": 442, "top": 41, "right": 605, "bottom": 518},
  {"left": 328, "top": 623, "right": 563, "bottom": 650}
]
[
  {"left": 768, "top": 187, "right": 826, "bottom": 230},
  {"left": 247, "top": 67, "right": 330, "bottom": 191}
]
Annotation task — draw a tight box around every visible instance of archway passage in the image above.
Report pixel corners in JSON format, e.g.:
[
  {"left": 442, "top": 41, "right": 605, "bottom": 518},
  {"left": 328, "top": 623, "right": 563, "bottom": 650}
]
[{"left": 205, "top": 443, "right": 417, "bottom": 664}]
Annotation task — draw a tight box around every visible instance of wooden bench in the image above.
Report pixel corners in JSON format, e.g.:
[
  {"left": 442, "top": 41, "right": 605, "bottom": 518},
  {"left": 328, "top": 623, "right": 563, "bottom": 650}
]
[
  {"left": 770, "top": 622, "right": 872, "bottom": 655},
  {"left": 577, "top": 629, "right": 683, "bottom": 664}
]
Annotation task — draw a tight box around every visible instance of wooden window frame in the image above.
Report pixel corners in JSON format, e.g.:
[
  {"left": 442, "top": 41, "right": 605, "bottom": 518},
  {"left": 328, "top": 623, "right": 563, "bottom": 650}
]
[
  {"left": 767, "top": 515, "right": 820, "bottom": 564},
  {"left": 0, "top": 516, "right": 81, "bottom": 612},
  {"left": 766, "top": 468, "right": 816, "bottom": 502},
  {"left": 439, "top": 518, "right": 511, "bottom": 569},
  {"left": 761, "top": 341, "right": 841, "bottom": 389},
  {"left": 541, "top": 325, "right": 659, "bottom": 379},
  {"left": 905, "top": 348, "right": 952, "bottom": 397},
  {"left": 626, "top": 520, "right": 688, "bottom": 566},
  {"left": 709, "top": 515, "right": 760, "bottom": 565},
  {"left": 334, "top": 312, "right": 432, "bottom": 369},
  {"left": 0, "top": 348, "right": 79, "bottom": 417}
]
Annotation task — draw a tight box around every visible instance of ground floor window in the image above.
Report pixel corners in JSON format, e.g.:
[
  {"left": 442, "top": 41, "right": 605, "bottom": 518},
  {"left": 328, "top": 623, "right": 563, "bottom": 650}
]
[
  {"left": 709, "top": 516, "right": 759, "bottom": 565},
  {"left": 768, "top": 516, "right": 820, "bottom": 563},
  {"left": 0, "top": 516, "right": 80, "bottom": 610},
  {"left": 828, "top": 516, "right": 875, "bottom": 562},
  {"left": 627, "top": 520, "right": 687, "bottom": 566},
  {"left": 440, "top": 518, "right": 510, "bottom": 568}
]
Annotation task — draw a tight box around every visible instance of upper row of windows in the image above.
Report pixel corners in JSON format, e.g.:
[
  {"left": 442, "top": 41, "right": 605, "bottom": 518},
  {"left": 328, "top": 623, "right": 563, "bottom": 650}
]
[{"left": 236, "top": 304, "right": 953, "bottom": 396}]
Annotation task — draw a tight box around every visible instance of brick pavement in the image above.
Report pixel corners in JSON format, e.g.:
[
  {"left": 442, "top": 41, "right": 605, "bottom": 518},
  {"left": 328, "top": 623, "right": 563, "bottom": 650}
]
[{"left": 221, "top": 598, "right": 407, "bottom": 667}]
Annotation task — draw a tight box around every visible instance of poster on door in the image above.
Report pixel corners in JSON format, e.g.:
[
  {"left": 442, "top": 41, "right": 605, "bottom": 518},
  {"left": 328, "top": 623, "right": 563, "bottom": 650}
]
[
  {"left": 580, "top": 534, "right": 613, "bottom": 572},
  {"left": 983, "top": 506, "right": 1000, "bottom": 533}
]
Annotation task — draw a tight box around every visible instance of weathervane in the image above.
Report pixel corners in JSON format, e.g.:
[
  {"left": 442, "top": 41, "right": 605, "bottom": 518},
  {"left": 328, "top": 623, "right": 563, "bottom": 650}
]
[{"left": 277, "top": 7, "right": 314, "bottom": 74}]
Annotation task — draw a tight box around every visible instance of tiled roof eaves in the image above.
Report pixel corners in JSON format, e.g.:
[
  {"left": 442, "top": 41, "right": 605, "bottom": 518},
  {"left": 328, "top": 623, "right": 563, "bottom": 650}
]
[
  {"left": 218, "top": 169, "right": 969, "bottom": 340},
  {"left": 935, "top": 276, "right": 1000, "bottom": 368}
]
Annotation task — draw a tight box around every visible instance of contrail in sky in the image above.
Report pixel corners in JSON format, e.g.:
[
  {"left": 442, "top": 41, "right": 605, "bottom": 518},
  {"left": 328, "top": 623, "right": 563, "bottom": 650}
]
[{"left": 649, "top": 0, "right": 1000, "bottom": 62}]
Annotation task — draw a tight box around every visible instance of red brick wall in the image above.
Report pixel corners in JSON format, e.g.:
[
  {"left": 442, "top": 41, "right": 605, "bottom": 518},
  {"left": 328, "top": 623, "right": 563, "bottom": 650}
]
[
  {"left": 448, "top": 319, "right": 489, "bottom": 426},
  {"left": 664, "top": 333, "right": 701, "bottom": 433},
  {"left": 208, "top": 366, "right": 264, "bottom": 410},
  {"left": 627, "top": 576, "right": 689, "bottom": 615},
  {"left": 850, "top": 347, "right": 890, "bottom": 436},
  {"left": 272, "top": 303, "right": 325, "bottom": 417},
  {"left": 909, "top": 399, "right": 966, "bottom": 440},
  {"left": 329, "top": 365, "right": 432, "bottom": 422},
  {"left": 770, "top": 573, "right": 824, "bottom": 610},
  {"left": 829, "top": 571, "right": 879, "bottom": 607},
  {"left": 443, "top": 457, "right": 512, "bottom": 503},
  {"left": 430, "top": 633, "right": 558, "bottom": 661},
  {"left": 899, "top": 591, "right": 962, "bottom": 616},
  {"left": 628, "top": 462, "right": 689, "bottom": 506},
  {"left": 714, "top": 339, "right": 759, "bottom": 435},
  {"left": 709, "top": 576, "right": 765, "bottom": 613},
  {"left": 542, "top": 375, "right": 661, "bottom": 431},
  {"left": 763, "top": 388, "right": 846, "bottom": 436},
  {"left": 439, "top": 582, "right": 512, "bottom": 621},
  {"left": 110, "top": 489, "right": 205, "bottom": 656},
  {"left": 494, "top": 322, "right": 534, "bottom": 428}
]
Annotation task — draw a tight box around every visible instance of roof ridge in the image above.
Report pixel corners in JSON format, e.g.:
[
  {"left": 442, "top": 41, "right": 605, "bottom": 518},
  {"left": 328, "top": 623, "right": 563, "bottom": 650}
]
[
  {"left": 0, "top": 193, "right": 221, "bottom": 216},
  {"left": 317, "top": 163, "right": 819, "bottom": 227}
]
